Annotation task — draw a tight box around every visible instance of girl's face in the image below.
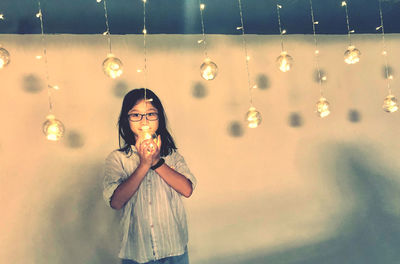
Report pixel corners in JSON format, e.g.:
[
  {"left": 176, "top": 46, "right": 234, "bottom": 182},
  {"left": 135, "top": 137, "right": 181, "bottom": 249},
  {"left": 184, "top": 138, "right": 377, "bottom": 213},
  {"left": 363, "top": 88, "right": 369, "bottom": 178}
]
[{"left": 128, "top": 99, "right": 159, "bottom": 139}]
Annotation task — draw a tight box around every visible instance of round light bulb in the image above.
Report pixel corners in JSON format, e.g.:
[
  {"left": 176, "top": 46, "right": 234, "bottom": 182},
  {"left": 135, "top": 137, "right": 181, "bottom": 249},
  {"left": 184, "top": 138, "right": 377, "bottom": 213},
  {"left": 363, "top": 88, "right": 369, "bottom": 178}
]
[
  {"left": 0, "top": 47, "right": 11, "bottom": 69},
  {"left": 42, "top": 114, "right": 65, "bottom": 141},
  {"left": 245, "top": 106, "right": 262, "bottom": 128},
  {"left": 102, "top": 54, "right": 123, "bottom": 79},
  {"left": 139, "top": 125, "right": 158, "bottom": 152},
  {"left": 200, "top": 58, "right": 218, "bottom": 80},
  {"left": 316, "top": 97, "right": 330, "bottom": 118},
  {"left": 382, "top": 94, "right": 398, "bottom": 113},
  {"left": 276, "top": 51, "right": 293, "bottom": 72},
  {"left": 344, "top": 45, "right": 361, "bottom": 64}
]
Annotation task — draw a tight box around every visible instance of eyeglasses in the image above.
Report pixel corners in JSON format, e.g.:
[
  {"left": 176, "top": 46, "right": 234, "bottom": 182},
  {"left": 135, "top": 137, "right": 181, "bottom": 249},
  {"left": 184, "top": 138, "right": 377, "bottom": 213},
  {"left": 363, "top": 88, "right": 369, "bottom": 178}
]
[{"left": 128, "top": 112, "right": 159, "bottom": 122}]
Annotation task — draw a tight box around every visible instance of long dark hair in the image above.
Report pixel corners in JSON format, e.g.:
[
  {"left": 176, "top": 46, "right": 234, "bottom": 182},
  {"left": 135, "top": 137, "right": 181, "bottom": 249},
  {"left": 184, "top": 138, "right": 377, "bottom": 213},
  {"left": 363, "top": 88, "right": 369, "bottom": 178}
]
[{"left": 118, "top": 88, "right": 177, "bottom": 156}]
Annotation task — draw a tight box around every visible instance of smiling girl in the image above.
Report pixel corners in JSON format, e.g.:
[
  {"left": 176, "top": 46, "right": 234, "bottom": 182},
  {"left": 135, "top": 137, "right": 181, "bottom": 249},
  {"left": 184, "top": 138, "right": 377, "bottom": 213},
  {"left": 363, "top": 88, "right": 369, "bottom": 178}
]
[{"left": 103, "top": 88, "right": 196, "bottom": 264}]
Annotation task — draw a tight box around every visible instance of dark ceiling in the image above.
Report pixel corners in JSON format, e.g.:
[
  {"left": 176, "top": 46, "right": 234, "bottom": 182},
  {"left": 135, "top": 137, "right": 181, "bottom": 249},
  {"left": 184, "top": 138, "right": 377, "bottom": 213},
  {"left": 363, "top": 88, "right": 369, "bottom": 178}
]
[{"left": 0, "top": 0, "right": 399, "bottom": 35}]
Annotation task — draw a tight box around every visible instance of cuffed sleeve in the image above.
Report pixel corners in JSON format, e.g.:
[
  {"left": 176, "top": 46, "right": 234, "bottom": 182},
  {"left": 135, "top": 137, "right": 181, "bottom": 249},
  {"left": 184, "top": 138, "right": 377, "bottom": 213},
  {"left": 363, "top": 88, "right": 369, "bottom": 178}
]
[
  {"left": 103, "top": 151, "right": 127, "bottom": 207},
  {"left": 172, "top": 151, "right": 197, "bottom": 191}
]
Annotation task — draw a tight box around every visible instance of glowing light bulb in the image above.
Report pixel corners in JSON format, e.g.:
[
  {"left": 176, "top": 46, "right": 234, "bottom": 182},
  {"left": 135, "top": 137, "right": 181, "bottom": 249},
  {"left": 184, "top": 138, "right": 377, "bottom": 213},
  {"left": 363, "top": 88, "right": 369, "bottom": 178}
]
[
  {"left": 102, "top": 54, "right": 123, "bottom": 79},
  {"left": 382, "top": 94, "right": 398, "bottom": 113},
  {"left": 276, "top": 51, "right": 293, "bottom": 72},
  {"left": 245, "top": 106, "right": 262, "bottom": 128},
  {"left": 42, "top": 114, "right": 65, "bottom": 141},
  {"left": 316, "top": 97, "right": 330, "bottom": 118},
  {"left": 0, "top": 47, "right": 11, "bottom": 69},
  {"left": 139, "top": 125, "right": 158, "bottom": 152},
  {"left": 200, "top": 58, "right": 218, "bottom": 80},
  {"left": 344, "top": 45, "right": 361, "bottom": 64}
]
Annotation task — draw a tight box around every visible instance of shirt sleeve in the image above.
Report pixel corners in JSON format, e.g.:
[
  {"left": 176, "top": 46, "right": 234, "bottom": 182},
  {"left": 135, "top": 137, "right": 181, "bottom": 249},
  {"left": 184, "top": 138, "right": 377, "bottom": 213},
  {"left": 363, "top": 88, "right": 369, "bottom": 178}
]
[
  {"left": 172, "top": 150, "right": 197, "bottom": 190},
  {"left": 103, "top": 151, "right": 127, "bottom": 207}
]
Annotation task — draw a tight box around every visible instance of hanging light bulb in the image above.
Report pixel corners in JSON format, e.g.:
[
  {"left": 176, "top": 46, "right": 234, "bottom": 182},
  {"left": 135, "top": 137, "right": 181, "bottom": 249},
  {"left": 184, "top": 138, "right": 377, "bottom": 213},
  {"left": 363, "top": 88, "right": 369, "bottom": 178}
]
[
  {"left": 315, "top": 97, "right": 330, "bottom": 118},
  {"left": 0, "top": 47, "right": 10, "bottom": 69},
  {"left": 42, "top": 114, "right": 65, "bottom": 141},
  {"left": 200, "top": 58, "right": 218, "bottom": 80},
  {"left": 344, "top": 45, "right": 361, "bottom": 64},
  {"left": 139, "top": 125, "right": 158, "bottom": 152},
  {"left": 245, "top": 106, "right": 262, "bottom": 128},
  {"left": 276, "top": 51, "right": 293, "bottom": 72},
  {"left": 102, "top": 54, "right": 123, "bottom": 79},
  {"left": 382, "top": 94, "right": 398, "bottom": 113}
]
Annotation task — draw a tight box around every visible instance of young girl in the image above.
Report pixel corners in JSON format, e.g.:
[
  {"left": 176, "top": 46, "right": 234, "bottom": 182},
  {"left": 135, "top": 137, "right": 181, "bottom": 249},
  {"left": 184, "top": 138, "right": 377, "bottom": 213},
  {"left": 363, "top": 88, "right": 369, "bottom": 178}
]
[{"left": 103, "top": 88, "right": 196, "bottom": 264}]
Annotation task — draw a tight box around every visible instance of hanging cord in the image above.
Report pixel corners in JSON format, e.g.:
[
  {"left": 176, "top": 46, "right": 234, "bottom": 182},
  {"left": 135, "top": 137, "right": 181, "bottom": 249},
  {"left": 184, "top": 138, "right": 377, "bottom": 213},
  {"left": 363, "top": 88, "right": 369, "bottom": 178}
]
[
  {"left": 342, "top": 1, "right": 353, "bottom": 46},
  {"left": 377, "top": 0, "right": 391, "bottom": 94},
  {"left": 276, "top": 3, "right": 285, "bottom": 52},
  {"left": 37, "top": 1, "right": 53, "bottom": 112},
  {"left": 198, "top": 1, "right": 208, "bottom": 58},
  {"left": 309, "top": 0, "right": 324, "bottom": 97},
  {"left": 237, "top": 0, "right": 253, "bottom": 107},
  {"left": 143, "top": 0, "right": 148, "bottom": 103},
  {"left": 102, "top": 0, "right": 112, "bottom": 54}
]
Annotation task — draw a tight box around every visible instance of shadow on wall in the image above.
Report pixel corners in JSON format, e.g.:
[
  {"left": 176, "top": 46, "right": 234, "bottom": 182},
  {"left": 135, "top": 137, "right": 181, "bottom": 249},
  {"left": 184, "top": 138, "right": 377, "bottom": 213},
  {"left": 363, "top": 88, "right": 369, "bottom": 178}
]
[
  {"left": 34, "top": 161, "right": 121, "bottom": 264},
  {"left": 202, "top": 143, "right": 400, "bottom": 264}
]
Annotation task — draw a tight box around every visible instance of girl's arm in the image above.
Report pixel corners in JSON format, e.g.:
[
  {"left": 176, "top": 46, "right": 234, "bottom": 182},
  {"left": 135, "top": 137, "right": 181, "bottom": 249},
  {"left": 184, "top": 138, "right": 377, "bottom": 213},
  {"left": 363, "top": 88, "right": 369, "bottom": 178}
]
[
  {"left": 110, "top": 162, "right": 150, "bottom": 210},
  {"left": 154, "top": 164, "right": 193, "bottom": 198},
  {"left": 110, "top": 140, "right": 154, "bottom": 210}
]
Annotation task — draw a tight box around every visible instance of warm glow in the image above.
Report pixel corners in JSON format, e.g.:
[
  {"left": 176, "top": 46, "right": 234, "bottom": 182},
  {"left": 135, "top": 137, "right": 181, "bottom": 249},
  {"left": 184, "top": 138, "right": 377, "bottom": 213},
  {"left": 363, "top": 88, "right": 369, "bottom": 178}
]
[
  {"left": 102, "top": 54, "right": 123, "bottom": 79},
  {"left": 382, "top": 94, "right": 399, "bottom": 113},
  {"left": 139, "top": 126, "right": 158, "bottom": 152},
  {"left": 0, "top": 47, "right": 11, "bottom": 69},
  {"left": 276, "top": 51, "right": 293, "bottom": 72},
  {"left": 42, "top": 115, "right": 65, "bottom": 141},
  {"left": 316, "top": 97, "right": 330, "bottom": 118},
  {"left": 200, "top": 59, "right": 218, "bottom": 80},
  {"left": 245, "top": 107, "right": 262, "bottom": 128},
  {"left": 344, "top": 45, "right": 361, "bottom": 64}
]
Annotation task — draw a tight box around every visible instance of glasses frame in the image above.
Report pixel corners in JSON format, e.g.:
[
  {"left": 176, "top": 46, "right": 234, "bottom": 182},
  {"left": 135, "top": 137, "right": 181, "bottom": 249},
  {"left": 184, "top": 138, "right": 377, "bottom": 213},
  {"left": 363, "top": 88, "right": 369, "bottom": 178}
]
[{"left": 128, "top": 112, "right": 159, "bottom": 122}]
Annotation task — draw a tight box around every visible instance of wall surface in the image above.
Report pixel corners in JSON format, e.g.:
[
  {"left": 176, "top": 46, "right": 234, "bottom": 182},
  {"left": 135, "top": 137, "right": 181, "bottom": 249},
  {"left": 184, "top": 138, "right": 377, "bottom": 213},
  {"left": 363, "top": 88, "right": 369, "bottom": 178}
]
[{"left": 1, "top": 33, "right": 400, "bottom": 264}]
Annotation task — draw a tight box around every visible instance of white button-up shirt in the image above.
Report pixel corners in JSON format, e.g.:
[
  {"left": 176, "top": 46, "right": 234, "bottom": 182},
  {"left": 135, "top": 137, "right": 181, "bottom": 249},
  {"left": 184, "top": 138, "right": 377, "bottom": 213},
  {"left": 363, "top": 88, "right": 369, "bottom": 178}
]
[{"left": 103, "top": 148, "right": 197, "bottom": 263}]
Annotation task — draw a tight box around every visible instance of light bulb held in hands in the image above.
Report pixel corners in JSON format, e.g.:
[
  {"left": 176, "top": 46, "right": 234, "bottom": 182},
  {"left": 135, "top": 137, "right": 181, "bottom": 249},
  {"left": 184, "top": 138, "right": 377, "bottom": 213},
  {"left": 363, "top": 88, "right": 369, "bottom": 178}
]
[{"left": 139, "top": 125, "right": 159, "bottom": 153}]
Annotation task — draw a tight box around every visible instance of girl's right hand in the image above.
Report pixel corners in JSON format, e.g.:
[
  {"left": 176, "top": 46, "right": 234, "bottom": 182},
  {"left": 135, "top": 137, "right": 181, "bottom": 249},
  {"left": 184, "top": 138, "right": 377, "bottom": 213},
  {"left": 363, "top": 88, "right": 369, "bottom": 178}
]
[{"left": 136, "top": 139, "right": 156, "bottom": 168}]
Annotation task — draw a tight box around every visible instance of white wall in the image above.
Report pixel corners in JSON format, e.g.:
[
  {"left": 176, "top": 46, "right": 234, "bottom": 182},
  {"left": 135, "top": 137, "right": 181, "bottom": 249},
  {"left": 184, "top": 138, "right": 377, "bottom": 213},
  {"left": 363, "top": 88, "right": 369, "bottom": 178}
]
[{"left": 1, "top": 33, "right": 400, "bottom": 264}]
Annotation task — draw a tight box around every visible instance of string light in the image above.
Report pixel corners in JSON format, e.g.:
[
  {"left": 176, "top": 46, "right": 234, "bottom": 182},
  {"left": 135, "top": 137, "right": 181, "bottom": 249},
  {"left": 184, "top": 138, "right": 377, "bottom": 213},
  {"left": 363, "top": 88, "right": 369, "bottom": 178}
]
[
  {"left": 275, "top": 3, "right": 293, "bottom": 72},
  {"left": 0, "top": 47, "right": 10, "bottom": 69},
  {"left": 310, "top": 0, "right": 330, "bottom": 118},
  {"left": 43, "top": 114, "right": 65, "bottom": 141},
  {"left": 198, "top": 1, "right": 218, "bottom": 80},
  {"left": 100, "top": 0, "right": 123, "bottom": 78},
  {"left": 238, "top": 0, "right": 262, "bottom": 128},
  {"left": 377, "top": 0, "right": 398, "bottom": 113},
  {"left": 37, "top": 1, "right": 65, "bottom": 141},
  {"left": 316, "top": 97, "right": 331, "bottom": 118},
  {"left": 0, "top": 12, "right": 10, "bottom": 69},
  {"left": 342, "top": 1, "right": 361, "bottom": 64},
  {"left": 138, "top": 0, "right": 158, "bottom": 148}
]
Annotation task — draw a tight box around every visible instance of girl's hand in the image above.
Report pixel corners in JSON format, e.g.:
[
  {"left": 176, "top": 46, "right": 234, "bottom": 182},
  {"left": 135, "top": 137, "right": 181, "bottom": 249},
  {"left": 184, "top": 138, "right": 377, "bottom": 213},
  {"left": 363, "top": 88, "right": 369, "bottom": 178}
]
[
  {"left": 135, "top": 139, "right": 154, "bottom": 168},
  {"left": 136, "top": 135, "right": 161, "bottom": 168}
]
